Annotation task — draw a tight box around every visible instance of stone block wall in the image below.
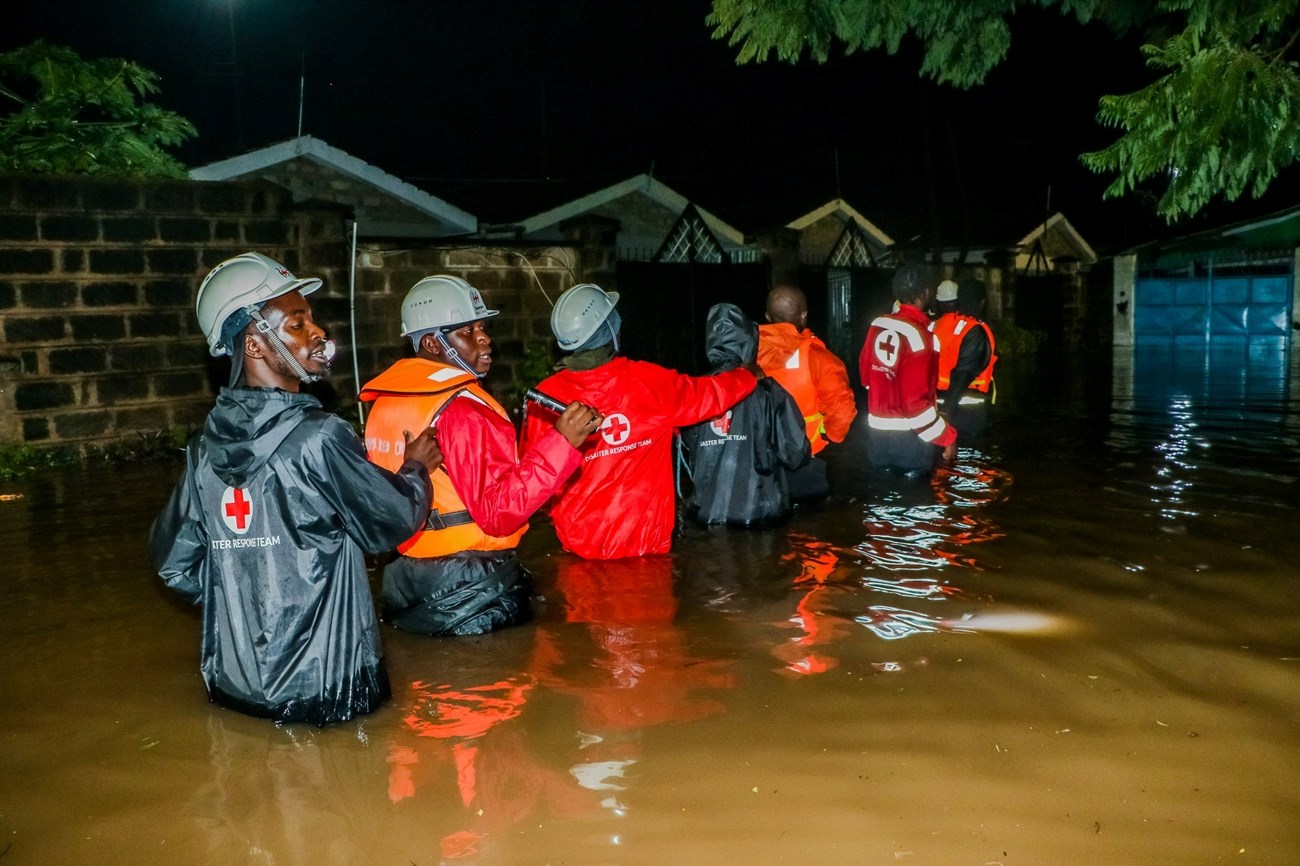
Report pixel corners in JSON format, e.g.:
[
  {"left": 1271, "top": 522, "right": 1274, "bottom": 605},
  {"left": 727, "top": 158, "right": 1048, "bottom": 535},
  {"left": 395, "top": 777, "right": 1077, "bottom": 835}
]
[
  {"left": 0, "top": 174, "right": 338, "bottom": 452},
  {"left": 340, "top": 243, "right": 581, "bottom": 421},
  {"left": 0, "top": 174, "right": 590, "bottom": 453}
]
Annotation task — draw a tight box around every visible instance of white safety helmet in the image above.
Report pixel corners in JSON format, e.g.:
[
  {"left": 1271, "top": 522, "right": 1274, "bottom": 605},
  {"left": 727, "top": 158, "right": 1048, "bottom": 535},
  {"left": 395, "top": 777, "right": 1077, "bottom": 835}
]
[
  {"left": 196, "top": 252, "right": 322, "bottom": 356},
  {"left": 936, "top": 279, "right": 959, "bottom": 303},
  {"left": 551, "top": 283, "right": 620, "bottom": 351},
  {"left": 401, "top": 275, "right": 499, "bottom": 341}
]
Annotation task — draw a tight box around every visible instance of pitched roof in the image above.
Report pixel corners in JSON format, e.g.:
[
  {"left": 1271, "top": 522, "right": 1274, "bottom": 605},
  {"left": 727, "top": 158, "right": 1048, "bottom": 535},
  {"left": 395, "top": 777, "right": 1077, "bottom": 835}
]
[
  {"left": 786, "top": 198, "right": 895, "bottom": 248},
  {"left": 517, "top": 172, "right": 747, "bottom": 247},
  {"left": 189, "top": 136, "right": 477, "bottom": 238},
  {"left": 1016, "top": 212, "right": 1097, "bottom": 265}
]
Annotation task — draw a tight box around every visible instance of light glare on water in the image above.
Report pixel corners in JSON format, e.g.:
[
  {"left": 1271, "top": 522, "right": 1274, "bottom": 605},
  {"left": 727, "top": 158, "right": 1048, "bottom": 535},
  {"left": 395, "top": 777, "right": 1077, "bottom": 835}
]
[{"left": 1, "top": 350, "right": 1298, "bottom": 865}]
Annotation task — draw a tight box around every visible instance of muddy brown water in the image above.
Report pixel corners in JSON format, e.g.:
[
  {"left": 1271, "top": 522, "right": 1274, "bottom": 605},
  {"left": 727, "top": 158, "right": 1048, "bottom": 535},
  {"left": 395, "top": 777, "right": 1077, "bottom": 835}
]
[{"left": 2, "top": 351, "right": 1298, "bottom": 865}]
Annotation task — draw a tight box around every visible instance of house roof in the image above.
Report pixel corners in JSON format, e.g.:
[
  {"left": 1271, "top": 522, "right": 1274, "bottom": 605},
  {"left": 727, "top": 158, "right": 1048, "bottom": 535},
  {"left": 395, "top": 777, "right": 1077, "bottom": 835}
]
[
  {"left": 189, "top": 136, "right": 477, "bottom": 238},
  {"left": 1121, "top": 202, "right": 1300, "bottom": 268},
  {"left": 786, "top": 198, "right": 895, "bottom": 248},
  {"left": 1016, "top": 212, "right": 1097, "bottom": 265},
  {"left": 516, "top": 173, "right": 747, "bottom": 247}
]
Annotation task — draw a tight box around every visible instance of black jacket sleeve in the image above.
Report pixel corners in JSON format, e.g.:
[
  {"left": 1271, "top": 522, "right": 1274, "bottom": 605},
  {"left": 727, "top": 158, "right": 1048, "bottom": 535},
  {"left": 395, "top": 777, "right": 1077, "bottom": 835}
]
[
  {"left": 311, "top": 416, "right": 433, "bottom": 554},
  {"left": 947, "top": 326, "right": 991, "bottom": 398}
]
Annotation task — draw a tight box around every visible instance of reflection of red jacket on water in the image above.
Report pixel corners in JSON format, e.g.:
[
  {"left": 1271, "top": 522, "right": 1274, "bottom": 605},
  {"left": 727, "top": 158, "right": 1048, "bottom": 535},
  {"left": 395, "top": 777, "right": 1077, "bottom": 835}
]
[
  {"left": 530, "top": 557, "right": 735, "bottom": 730},
  {"left": 756, "top": 322, "right": 857, "bottom": 454},
  {"left": 522, "top": 358, "right": 756, "bottom": 559}
]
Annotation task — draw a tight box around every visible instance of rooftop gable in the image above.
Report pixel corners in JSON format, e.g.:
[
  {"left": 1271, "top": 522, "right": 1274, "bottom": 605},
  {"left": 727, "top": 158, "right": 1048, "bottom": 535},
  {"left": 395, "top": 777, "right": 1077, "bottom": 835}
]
[
  {"left": 518, "top": 173, "right": 747, "bottom": 247},
  {"left": 1016, "top": 212, "right": 1097, "bottom": 265},
  {"left": 786, "top": 198, "right": 894, "bottom": 248},
  {"left": 189, "top": 135, "right": 477, "bottom": 237}
]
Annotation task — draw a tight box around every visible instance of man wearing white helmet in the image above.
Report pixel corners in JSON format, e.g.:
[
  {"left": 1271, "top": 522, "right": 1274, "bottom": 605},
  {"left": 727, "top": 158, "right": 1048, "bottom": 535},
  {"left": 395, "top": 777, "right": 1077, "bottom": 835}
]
[
  {"left": 858, "top": 263, "right": 957, "bottom": 476},
  {"left": 149, "top": 252, "right": 443, "bottom": 726},
  {"left": 931, "top": 277, "right": 997, "bottom": 437},
  {"left": 521, "top": 283, "right": 761, "bottom": 559},
  {"left": 360, "top": 275, "right": 604, "bottom": 634}
]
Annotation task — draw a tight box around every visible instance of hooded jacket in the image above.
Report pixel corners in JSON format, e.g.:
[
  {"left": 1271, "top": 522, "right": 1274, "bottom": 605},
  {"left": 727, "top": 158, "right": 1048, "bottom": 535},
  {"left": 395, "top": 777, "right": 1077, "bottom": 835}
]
[
  {"left": 149, "top": 387, "right": 431, "bottom": 726},
  {"left": 682, "top": 304, "right": 811, "bottom": 526}
]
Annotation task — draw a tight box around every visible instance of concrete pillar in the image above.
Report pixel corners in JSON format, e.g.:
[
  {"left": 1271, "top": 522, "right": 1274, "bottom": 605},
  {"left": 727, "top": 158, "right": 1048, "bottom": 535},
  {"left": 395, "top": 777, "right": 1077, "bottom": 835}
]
[{"left": 1112, "top": 253, "right": 1137, "bottom": 347}]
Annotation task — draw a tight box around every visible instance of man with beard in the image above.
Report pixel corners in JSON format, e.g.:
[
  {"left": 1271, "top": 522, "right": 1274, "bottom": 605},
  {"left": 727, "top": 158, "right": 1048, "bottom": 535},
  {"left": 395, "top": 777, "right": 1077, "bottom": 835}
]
[{"left": 150, "top": 252, "right": 443, "bottom": 726}]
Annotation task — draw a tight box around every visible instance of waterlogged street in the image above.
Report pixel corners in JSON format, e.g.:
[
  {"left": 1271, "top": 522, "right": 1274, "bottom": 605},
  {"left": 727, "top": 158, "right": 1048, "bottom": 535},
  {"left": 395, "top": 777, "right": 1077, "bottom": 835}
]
[{"left": 1, "top": 349, "right": 1297, "bottom": 865}]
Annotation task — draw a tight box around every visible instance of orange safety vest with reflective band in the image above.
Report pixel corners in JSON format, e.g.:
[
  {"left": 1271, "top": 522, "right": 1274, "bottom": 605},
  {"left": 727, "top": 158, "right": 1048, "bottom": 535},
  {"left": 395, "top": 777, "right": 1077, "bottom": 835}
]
[
  {"left": 757, "top": 327, "right": 827, "bottom": 454},
  {"left": 932, "top": 314, "right": 996, "bottom": 394},
  {"left": 360, "top": 359, "right": 525, "bottom": 557}
]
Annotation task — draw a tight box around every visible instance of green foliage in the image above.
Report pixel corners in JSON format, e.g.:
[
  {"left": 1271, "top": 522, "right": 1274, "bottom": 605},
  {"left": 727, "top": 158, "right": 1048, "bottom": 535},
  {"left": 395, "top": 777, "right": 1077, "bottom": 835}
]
[
  {"left": 91, "top": 427, "right": 191, "bottom": 464},
  {"left": 1081, "top": 1, "right": 1300, "bottom": 221},
  {"left": 990, "top": 319, "right": 1046, "bottom": 357},
  {"left": 0, "top": 428, "right": 190, "bottom": 480},
  {"left": 0, "top": 443, "right": 79, "bottom": 480},
  {"left": 504, "top": 339, "right": 558, "bottom": 412},
  {"left": 707, "top": 0, "right": 1300, "bottom": 222},
  {"left": 0, "top": 41, "right": 196, "bottom": 178}
]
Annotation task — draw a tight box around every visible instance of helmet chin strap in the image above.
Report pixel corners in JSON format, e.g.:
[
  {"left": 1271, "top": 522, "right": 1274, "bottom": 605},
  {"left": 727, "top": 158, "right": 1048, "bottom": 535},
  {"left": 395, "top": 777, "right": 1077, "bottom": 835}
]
[
  {"left": 247, "top": 306, "right": 332, "bottom": 383},
  {"left": 436, "top": 331, "right": 486, "bottom": 379}
]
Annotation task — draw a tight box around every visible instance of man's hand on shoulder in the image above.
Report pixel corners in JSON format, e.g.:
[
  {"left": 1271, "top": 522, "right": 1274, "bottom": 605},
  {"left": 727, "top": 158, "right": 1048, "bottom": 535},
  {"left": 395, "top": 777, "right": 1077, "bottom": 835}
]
[{"left": 403, "top": 427, "right": 443, "bottom": 473}]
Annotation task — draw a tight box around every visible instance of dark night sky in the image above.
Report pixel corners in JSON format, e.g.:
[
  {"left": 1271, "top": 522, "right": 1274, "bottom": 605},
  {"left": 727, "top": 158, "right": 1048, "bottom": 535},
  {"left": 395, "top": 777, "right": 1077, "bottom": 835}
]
[{"left": 7, "top": 1, "right": 1298, "bottom": 254}]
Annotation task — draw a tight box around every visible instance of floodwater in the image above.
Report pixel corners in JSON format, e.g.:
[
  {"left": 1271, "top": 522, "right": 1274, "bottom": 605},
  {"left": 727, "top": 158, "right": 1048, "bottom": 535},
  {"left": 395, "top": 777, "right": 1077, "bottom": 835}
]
[{"left": 2, "top": 347, "right": 1298, "bottom": 866}]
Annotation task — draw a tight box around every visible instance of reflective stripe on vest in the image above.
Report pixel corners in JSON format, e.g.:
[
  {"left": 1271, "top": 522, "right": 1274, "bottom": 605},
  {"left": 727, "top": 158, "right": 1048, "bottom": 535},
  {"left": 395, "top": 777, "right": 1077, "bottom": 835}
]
[
  {"left": 360, "top": 359, "right": 525, "bottom": 556},
  {"left": 933, "top": 314, "right": 996, "bottom": 393},
  {"left": 867, "top": 405, "right": 950, "bottom": 443}
]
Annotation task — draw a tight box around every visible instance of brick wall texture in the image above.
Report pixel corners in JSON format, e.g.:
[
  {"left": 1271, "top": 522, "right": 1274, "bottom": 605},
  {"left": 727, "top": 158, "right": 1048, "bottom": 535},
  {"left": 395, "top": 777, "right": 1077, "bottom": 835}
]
[{"left": 0, "top": 175, "right": 587, "bottom": 452}]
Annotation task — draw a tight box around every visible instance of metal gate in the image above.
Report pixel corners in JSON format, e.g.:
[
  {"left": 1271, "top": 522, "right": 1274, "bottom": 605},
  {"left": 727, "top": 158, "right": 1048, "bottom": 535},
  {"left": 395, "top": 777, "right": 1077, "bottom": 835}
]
[
  {"left": 1132, "top": 271, "right": 1292, "bottom": 403},
  {"left": 614, "top": 260, "right": 771, "bottom": 375}
]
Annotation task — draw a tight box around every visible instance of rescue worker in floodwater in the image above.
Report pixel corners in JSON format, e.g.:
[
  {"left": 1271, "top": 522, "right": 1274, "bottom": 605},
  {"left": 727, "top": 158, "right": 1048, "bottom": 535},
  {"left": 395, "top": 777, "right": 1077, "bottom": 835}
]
[
  {"left": 681, "top": 303, "right": 811, "bottom": 526},
  {"left": 360, "top": 275, "right": 603, "bottom": 635},
  {"left": 521, "top": 283, "right": 761, "bottom": 559},
  {"left": 932, "top": 277, "right": 997, "bottom": 437},
  {"left": 859, "top": 263, "right": 957, "bottom": 476},
  {"left": 149, "top": 252, "right": 443, "bottom": 727},
  {"left": 756, "top": 285, "right": 857, "bottom": 503}
]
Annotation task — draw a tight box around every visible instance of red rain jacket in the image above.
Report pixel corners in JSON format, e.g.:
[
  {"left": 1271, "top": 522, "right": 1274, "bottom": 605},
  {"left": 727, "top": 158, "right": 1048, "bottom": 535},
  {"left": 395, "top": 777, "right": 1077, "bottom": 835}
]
[
  {"left": 859, "top": 303, "right": 956, "bottom": 447},
  {"left": 522, "top": 357, "right": 756, "bottom": 559}
]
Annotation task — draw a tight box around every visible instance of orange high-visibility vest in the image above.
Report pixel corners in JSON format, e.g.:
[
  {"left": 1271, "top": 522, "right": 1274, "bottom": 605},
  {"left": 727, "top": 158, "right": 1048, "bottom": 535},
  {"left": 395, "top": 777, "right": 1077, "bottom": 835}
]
[
  {"left": 757, "top": 327, "right": 827, "bottom": 454},
  {"left": 932, "top": 314, "right": 996, "bottom": 394},
  {"left": 360, "top": 359, "right": 524, "bottom": 557}
]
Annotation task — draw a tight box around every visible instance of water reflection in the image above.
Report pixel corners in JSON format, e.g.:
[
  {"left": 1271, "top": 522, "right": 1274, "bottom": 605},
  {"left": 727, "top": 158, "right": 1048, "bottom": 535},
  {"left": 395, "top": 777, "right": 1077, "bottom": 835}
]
[
  {"left": 4, "top": 352, "right": 1300, "bottom": 865},
  {"left": 1109, "top": 344, "right": 1300, "bottom": 520}
]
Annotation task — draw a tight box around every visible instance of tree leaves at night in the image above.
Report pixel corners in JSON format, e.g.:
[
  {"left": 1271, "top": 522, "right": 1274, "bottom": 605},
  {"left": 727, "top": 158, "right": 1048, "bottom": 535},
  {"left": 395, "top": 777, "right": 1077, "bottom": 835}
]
[
  {"left": 0, "top": 41, "right": 196, "bottom": 179},
  {"left": 707, "top": 0, "right": 1300, "bottom": 222}
]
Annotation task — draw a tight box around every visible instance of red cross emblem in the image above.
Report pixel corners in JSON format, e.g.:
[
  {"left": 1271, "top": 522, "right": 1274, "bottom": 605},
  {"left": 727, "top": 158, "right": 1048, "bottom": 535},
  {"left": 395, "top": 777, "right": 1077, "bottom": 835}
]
[
  {"left": 710, "top": 411, "right": 733, "bottom": 436},
  {"left": 600, "top": 412, "right": 631, "bottom": 446},
  {"left": 277, "top": 267, "right": 290, "bottom": 278},
  {"left": 221, "top": 486, "right": 253, "bottom": 535},
  {"left": 873, "top": 331, "right": 900, "bottom": 367}
]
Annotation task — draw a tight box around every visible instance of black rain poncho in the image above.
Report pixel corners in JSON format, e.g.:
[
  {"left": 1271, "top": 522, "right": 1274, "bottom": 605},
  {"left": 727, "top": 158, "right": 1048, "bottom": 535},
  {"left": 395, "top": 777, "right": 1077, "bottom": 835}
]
[
  {"left": 149, "top": 387, "right": 431, "bottom": 726},
  {"left": 680, "top": 304, "right": 811, "bottom": 527}
]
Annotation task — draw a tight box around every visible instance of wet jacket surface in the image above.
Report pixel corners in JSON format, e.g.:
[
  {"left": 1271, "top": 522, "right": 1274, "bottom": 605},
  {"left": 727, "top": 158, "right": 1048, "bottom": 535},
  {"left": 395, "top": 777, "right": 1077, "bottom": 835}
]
[
  {"left": 859, "top": 303, "right": 956, "bottom": 448},
  {"left": 360, "top": 358, "right": 581, "bottom": 635},
  {"left": 756, "top": 322, "right": 857, "bottom": 453},
  {"left": 149, "top": 387, "right": 431, "bottom": 726},
  {"left": 523, "top": 357, "right": 757, "bottom": 559},
  {"left": 683, "top": 305, "right": 811, "bottom": 526},
  {"left": 932, "top": 313, "right": 996, "bottom": 399}
]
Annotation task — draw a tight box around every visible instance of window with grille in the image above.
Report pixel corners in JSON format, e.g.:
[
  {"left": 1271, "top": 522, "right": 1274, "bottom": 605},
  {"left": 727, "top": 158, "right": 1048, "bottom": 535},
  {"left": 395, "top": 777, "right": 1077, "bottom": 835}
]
[
  {"left": 827, "top": 222, "right": 875, "bottom": 268},
  {"left": 656, "top": 204, "right": 727, "bottom": 264}
]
